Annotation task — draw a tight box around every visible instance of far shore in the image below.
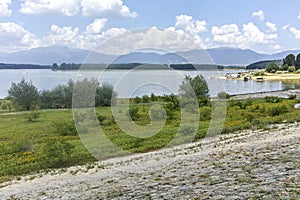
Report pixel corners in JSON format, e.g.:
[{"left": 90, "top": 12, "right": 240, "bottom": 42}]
[{"left": 221, "top": 72, "right": 300, "bottom": 81}]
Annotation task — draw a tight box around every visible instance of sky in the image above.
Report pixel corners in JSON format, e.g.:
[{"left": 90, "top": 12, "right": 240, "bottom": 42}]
[{"left": 1, "top": 0, "right": 300, "bottom": 54}]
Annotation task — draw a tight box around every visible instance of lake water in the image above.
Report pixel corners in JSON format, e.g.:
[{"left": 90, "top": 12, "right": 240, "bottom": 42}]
[{"left": 0, "top": 69, "right": 290, "bottom": 98}]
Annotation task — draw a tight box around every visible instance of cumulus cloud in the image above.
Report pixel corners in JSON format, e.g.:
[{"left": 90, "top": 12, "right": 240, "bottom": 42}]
[
  {"left": 212, "top": 24, "right": 243, "bottom": 45},
  {"left": 0, "top": 22, "right": 39, "bottom": 52},
  {"left": 265, "top": 21, "right": 277, "bottom": 33},
  {"left": 95, "top": 27, "right": 202, "bottom": 55},
  {"left": 252, "top": 10, "right": 265, "bottom": 21},
  {"left": 20, "top": 0, "right": 81, "bottom": 16},
  {"left": 86, "top": 18, "right": 107, "bottom": 34},
  {"left": 20, "top": 0, "right": 138, "bottom": 18},
  {"left": 174, "top": 15, "right": 207, "bottom": 47},
  {"left": 81, "top": 0, "right": 138, "bottom": 18},
  {"left": 0, "top": 0, "right": 12, "bottom": 16},
  {"left": 289, "top": 27, "right": 300, "bottom": 39},
  {"left": 211, "top": 22, "right": 277, "bottom": 49}
]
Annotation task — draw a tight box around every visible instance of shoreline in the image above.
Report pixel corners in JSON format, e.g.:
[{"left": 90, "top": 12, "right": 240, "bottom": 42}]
[
  {"left": 221, "top": 72, "right": 300, "bottom": 82},
  {"left": 1, "top": 122, "right": 300, "bottom": 199},
  {"left": 230, "top": 88, "right": 300, "bottom": 100}
]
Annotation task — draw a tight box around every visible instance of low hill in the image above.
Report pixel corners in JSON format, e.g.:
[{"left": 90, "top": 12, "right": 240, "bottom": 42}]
[{"left": 246, "top": 60, "right": 283, "bottom": 70}]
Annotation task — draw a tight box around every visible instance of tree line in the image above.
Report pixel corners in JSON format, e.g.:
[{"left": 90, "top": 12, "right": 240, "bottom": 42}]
[
  {"left": 6, "top": 75, "right": 210, "bottom": 111},
  {"left": 7, "top": 78, "right": 117, "bottom": 110},
  {"left": 266, "top": 53, "right": 300, "bottom": 73}
]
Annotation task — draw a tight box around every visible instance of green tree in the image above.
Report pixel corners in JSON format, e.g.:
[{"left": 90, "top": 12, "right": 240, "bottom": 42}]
[
  {"left": 283, "top": 54, "right": 295, "bottom": 66},
  {"left": 96, "top": 82, "right": 117, "bottom": 107},
  {"left": 295, "top": 53, "right": 300, "bottom": 70},
  {"left": 266, "top": 63, "right": 279, "bottom": 73},
  {"left": 52, "top": 63, "right": 58, "bottom": 70},
  {"left": 8, "top": 78, "right": 39, "bottom": 110},
  {"left": 179, "top": 75, "right": 209, "bottom": 99}
]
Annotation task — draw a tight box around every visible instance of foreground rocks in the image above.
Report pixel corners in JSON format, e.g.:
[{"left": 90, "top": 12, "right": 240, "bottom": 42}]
[{"left": 1, "top": 123, "right": 300, "bottom": 199}]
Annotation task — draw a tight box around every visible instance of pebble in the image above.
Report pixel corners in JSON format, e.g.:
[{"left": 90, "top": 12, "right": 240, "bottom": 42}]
[{"left": 1, "top": 123, "right": 300, "bottom": 199}]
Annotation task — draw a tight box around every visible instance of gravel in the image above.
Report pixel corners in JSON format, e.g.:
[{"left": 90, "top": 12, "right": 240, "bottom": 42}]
[{"left": 1, "top": 122, "right": 300, "bottom": 199}]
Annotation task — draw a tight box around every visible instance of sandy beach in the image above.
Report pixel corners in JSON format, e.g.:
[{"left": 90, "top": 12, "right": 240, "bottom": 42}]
[
  {"left": 221, "top": 72, "right": 300, "bottom": 81},
  {"left": 1, "top": 121, "right": 300, "bottom": 199}
]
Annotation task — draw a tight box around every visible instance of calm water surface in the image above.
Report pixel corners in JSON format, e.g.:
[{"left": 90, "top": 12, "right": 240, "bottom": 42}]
[{"left": 0, "top": 69, "right": 289, "bottom": 98}]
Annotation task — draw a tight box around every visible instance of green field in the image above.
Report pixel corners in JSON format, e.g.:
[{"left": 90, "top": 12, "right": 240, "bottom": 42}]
[{"left": 0, "top": 97, "right": 300, "bottom": 183}]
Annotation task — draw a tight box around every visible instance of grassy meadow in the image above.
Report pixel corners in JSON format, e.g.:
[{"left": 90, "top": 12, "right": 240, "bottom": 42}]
[{"left": 0, "top": 96, "right": 300, "bottom": 183}]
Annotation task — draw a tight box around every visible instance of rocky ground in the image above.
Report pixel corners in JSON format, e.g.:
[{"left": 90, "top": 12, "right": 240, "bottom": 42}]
[
  {"left": 1, "top": 122, "right": 300, "bottom": 199},
  {"left": 231, "top": 89, "right": 300, "bottom": 100}
]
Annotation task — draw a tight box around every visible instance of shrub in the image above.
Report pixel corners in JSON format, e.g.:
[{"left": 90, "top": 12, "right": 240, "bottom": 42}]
[
  {"left": 288, "top": 66, "right": 296, "bottom": 72},
  {"left": 150, "top": 105, "right": 166, "bottom": 119},
  {"left": 97, "top": 115, "right": 106, "bottom": 124},
  {"left": 268, "top": 105, "right": 288, "bottom": 116},
  {"left": 217, "top": 91, "right": 231, "bottom": 99},
  {"left": 128, "top": 106, "right": 139, "bottom": 121},
  {"left": 265, "top": 96, "right": 283, "bottom": 103},
  {"left": 142, "top": 95, "right": 150, "bottom": 103},
  {"left": 200, "top": 106, "right": 211, "bottom": 121},
  {"left": 53, "top": 120, "right": 77, "bottom": 136},
  {"left": 40, "top": 141, "right": 75, "bottom": 168},
  {"left": 25, "top": 111, "right": 41, "bottom": 122},
  {"left": 288, "top": 94, "right": 297, "bottom": 100}
]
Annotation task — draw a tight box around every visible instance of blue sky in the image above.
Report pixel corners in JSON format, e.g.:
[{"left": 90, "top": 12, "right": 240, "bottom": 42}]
[{"left": 1, "top": 0, "right": 300, "bottom": 54}]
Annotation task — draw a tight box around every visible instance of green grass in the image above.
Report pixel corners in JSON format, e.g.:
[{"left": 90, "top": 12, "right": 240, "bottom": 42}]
[{"left": 0, "top": 97, "right": 300, "bottom": 182}]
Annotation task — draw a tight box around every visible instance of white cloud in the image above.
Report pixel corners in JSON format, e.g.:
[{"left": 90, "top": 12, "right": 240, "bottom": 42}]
[
  {"left": 0, "top": 22, "right": 39, "bottom": 52},
  {"left": 242, "top": 22, "right": 277, "bottom": 46},
  {"left": 282, "top": 24, "right": 290, "bottom": 31},
  {"left": 81, "top": 0, "right": 138, "bottom": 18},
  {"left": 212, "top": 24, "right": 243, "bottom": 45},
  {"left": 252, "top": 10, "right": 265, "bottom": 21},
  {"left": 289, "top": 27, "right": 300, "bottom": 39},
  {"left": 265, "top": 21, "right": 277, "bottom": 33},
  {"left": 20, "top": 0, "right": 138, "bottom": 18},
  {"left": 174, "top": 15, "right": 207, "bottom": 48},
  {"left": 175, "top": 15, "right": 207, "bottom": 34},
  {"left": 298, "top": 12, "right": 300, "bottom": 19},
  {"left": 0, "top": 0, "right": 12, "bottom": 16},
  {"left": 211, "top": 22, "right": 277, "bottom": 49},
  {"left": 20, "top": 0, "right": 81, "bottom": 16},
  {"left": 86, "top": 18, "right": 107, "bottom": 34},
  {"left": 95, "top": 27, "right": 202, "bottom": 55}
]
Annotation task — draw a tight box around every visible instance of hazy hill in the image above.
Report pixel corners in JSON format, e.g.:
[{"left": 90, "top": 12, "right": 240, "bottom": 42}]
[{"left": 0, "top": 46, "right": 300, "bottom": 66}]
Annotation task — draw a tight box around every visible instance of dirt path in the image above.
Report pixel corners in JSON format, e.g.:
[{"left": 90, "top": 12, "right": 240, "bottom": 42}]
[{"left": 1, "top": 123, "right": 300, "bottom": 199}]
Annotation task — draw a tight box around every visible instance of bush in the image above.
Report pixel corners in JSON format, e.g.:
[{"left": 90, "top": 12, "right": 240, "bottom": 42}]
[
  {"left": 288, "top": 66, "right": 296, "bottom": 72},
  {"left": 288, "top": 94, "right": 297, "bottom": 100},
  {"left": 253, "top": 71, "right": 265, "bottom": 76},
  {"left": 97, "top": 115, "right": 106, "bottom": 124},
  {"left": 269, "top": 105, "right": 288, "bottom": 116},
  {"left": 150, "top": 105, "right": 166, "bottom": 119},
  {"left": 200, "top": 106, "right": 211, "bottom": 121},
  {"left": 265, "top": 96, "right": 283, "bottom": 103},
  {"left": 53, "top": 120, "right": 77, "bottom": 136},
  {"left": 40, "top": 141, "right": 75, "bottom": 168},
  {"left": 217, "top": 91, "right": 231, "bottom": 99},
  {"left": 266, "top": 63, "right": 279, "bottom": 73},
  {"left": 25, "top": 111, "right": 41, "bottom": 122},
  {"left": 142, "top": 95, "right": 150, "bottom": 103},
  {"left": 128, "top": 106, "right": 139, "bottom": 121}
]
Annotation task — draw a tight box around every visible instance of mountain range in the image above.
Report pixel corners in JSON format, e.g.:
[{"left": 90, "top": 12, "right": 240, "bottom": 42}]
[{"left": 0, "top": 46, "right": 300, "bottom": 66}]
